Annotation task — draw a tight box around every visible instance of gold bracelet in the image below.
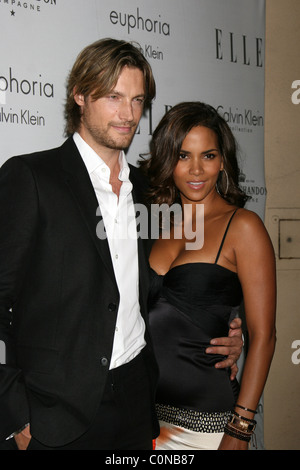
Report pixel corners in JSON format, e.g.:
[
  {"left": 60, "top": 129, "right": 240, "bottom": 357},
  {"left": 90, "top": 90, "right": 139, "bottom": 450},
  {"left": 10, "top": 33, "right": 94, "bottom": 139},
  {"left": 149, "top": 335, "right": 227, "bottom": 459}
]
[{"left": 231, "top": 412, "right": 256, "bottom": 432}]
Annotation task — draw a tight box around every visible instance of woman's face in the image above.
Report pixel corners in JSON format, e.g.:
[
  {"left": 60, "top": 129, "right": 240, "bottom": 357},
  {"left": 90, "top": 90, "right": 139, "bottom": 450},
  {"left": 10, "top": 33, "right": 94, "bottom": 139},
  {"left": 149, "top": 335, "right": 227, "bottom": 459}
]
[{"left": 173, "top": 125, "right": 223, "bottom": 205}]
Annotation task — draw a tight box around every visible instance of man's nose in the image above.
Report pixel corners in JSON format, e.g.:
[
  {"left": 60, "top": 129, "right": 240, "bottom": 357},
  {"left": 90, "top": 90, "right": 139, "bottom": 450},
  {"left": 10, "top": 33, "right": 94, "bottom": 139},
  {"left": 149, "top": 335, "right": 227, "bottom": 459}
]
[{"left": 119, "top": 100, "right": 134, "bottom": 122}]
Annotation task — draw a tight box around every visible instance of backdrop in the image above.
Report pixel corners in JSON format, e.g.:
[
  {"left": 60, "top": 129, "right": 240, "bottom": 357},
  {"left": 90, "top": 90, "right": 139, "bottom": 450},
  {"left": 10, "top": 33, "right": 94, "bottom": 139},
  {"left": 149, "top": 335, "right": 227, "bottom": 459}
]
[{"left": 0, "top": 0, "right": 266, "bottom": 449}]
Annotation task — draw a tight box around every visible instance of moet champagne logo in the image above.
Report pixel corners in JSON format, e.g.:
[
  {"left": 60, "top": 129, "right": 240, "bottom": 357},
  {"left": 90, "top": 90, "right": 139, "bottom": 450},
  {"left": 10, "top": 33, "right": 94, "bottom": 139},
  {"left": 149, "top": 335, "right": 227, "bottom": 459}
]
[
  {"left": 238, "top": 171, "right": 267, "bottom": 204},
  {"left": 0, "top": 0, "right": 57, "bottom": 16}
]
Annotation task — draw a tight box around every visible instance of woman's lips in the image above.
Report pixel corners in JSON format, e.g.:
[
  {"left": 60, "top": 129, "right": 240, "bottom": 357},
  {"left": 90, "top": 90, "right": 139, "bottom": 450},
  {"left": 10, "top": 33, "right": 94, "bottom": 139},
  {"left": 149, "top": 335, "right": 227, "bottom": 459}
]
[{"left": 187, "top": 181, "right": 205, "bottom": 189}]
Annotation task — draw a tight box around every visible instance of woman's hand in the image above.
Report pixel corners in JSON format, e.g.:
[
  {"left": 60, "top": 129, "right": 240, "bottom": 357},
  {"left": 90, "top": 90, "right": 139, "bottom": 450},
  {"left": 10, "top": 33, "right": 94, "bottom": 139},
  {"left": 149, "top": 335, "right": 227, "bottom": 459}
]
[{"left": 218, "top": 432, "right": 249, "bottom": 450}]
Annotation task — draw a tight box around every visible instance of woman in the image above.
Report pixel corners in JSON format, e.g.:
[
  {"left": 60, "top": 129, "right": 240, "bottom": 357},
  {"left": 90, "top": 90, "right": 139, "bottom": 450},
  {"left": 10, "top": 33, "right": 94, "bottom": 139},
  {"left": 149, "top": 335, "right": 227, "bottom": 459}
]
[{"left": 143, "top": 102, "right": 276, "bottom": 450}]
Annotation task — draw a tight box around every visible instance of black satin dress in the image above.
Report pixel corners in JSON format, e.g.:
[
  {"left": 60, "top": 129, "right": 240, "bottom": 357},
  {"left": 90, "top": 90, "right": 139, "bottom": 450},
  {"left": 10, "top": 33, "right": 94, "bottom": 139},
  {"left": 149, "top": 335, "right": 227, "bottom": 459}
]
[{"left": 149, "top": 211, "right": 243, "bottom": 433}]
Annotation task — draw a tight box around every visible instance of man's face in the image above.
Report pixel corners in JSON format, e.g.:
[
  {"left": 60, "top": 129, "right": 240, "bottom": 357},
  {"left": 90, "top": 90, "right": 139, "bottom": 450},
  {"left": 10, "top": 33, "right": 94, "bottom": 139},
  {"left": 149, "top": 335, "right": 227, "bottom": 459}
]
[{"left": 74, "top": 66, "right": 145, "bottom": 155}]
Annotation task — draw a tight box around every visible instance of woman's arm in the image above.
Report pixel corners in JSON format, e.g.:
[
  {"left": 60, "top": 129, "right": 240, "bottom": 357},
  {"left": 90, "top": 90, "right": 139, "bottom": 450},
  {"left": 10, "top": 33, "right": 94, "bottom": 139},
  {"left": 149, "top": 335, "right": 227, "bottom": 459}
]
[{"left": 219, "top": 210, "right": 276, "bottom": 450}]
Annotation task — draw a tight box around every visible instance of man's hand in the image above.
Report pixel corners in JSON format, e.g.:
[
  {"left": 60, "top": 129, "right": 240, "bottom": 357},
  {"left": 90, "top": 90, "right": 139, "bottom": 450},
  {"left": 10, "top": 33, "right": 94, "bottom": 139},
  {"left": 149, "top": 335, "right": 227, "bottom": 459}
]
[
  {"left": 206, "top": 317, "right": 243, "bottom": 380},
  {"left": 14, "top": 424, "right": 31, "bottom": 450}
]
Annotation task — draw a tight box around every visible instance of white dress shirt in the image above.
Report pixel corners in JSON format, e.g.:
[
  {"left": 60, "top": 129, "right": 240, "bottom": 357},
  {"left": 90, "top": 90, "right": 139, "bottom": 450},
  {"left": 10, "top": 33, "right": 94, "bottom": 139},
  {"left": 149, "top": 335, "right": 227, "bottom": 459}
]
[{"left": 73, "top": 132, "right": 146, "bottom": 369}]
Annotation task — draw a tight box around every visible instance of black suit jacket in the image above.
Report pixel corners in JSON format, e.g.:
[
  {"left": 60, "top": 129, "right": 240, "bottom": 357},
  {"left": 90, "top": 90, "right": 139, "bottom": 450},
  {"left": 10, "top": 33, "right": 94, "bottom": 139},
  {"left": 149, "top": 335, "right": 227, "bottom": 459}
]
[{"left": 0, "top": 137, "right": 158, "bottom": 446}]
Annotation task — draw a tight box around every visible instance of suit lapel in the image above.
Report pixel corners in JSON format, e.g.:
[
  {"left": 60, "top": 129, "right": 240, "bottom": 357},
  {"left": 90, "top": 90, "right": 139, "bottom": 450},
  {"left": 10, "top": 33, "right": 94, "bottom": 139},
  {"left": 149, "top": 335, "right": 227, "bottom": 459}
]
[{"left": 59, "top": 138, "right": 116, "bottom": 285}]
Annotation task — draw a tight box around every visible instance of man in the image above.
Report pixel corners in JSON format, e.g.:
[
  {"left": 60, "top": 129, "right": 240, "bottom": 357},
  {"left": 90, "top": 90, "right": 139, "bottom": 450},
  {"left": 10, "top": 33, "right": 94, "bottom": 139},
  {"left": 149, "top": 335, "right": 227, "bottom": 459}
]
[{"left": 0, "top": 38, "right": 242, "bottom": 450}]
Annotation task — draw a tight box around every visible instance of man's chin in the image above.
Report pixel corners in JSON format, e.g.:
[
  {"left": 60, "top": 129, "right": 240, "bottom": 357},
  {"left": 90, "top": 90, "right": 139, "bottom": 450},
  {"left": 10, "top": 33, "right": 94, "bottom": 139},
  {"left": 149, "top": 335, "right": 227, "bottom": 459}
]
[{"left": 111, "top": 136, "right": 135, "bottom": 151}]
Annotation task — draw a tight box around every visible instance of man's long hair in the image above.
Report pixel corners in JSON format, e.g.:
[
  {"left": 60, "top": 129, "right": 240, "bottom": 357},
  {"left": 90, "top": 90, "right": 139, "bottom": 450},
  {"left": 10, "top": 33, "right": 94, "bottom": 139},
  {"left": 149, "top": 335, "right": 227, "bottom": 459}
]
[{"left": 64, "top": 38, "right": 156, "bottom": 136}]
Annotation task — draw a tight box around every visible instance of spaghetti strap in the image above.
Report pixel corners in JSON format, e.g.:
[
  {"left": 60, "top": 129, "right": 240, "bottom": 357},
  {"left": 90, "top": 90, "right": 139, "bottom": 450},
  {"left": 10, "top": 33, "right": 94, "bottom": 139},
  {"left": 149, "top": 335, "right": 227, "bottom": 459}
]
[{"left": 214, "top": 209, "right": 238, "bottom": 264}]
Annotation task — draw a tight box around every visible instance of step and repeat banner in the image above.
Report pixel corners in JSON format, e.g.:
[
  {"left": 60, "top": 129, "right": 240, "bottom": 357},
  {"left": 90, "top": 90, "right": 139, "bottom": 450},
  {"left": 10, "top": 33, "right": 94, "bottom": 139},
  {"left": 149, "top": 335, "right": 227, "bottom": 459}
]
[
  {"left": 0, "top": 0, "right": 266, "bottom": 448},
  {"left": 0, "top": 0, "right": 266, "bottom": 216}
]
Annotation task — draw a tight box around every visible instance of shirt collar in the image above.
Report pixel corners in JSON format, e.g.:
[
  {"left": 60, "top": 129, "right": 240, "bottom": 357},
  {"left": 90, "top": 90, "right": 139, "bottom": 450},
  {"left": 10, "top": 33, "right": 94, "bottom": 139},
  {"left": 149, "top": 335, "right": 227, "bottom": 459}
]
[{"left": 73, "top": 132, "right": 130, "bottom": 182}]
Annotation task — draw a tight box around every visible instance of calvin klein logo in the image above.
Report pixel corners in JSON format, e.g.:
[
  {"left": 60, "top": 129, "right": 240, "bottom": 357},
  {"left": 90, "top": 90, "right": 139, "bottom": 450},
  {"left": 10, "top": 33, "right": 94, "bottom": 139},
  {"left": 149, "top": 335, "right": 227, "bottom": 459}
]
[
  {"left": 215, "top": 29, "right": 263, "bottom": 67},
  {"left": 217, "top": 105, "right": 263, "bottom": 128},
  {"left": 0, "top": 107, "right": 46, "bottom": 126}
]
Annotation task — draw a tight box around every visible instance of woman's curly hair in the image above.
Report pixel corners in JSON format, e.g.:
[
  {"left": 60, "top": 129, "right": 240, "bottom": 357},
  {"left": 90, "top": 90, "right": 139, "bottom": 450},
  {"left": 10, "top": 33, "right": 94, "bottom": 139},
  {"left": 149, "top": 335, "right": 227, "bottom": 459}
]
[{"left": 140, "top": 101, "right": 248, "bottom": 208}]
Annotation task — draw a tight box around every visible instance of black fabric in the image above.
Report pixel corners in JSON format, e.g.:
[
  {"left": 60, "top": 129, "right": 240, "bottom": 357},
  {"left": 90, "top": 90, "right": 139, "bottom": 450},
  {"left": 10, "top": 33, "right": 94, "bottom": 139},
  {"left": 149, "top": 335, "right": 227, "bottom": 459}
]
[
  {"left": 3, "top": 352, "right": 153, "bottom": 450},
  {"left": 148, "top": 212, "right": 242, "bottom": 413},
  {"left": 26, "top": 352, "right": 153, "bottom": 450},
  {"left": 0, "top": 138, "right": 159, "bottom": 446}
]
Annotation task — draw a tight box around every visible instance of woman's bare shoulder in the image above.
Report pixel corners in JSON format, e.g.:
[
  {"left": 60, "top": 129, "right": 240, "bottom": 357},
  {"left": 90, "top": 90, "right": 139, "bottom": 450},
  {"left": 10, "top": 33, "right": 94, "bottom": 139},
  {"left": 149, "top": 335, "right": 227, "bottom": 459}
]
[{"left": 232, "top": 208, "right": 274, "bottom": 252}]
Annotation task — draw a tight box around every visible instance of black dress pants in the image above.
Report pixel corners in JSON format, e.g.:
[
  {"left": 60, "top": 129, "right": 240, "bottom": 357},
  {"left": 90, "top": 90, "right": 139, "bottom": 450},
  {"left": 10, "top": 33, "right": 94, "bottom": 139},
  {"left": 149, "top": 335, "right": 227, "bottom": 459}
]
[{"left": 2, "top": 351, "right": 154, "bottom": 450}]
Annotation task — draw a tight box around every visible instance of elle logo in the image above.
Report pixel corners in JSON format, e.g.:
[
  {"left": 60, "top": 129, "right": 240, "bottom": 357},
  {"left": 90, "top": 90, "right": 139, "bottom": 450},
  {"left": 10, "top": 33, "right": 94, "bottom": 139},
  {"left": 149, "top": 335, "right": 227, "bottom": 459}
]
[{"left": 215, "top": 29, "right": 263, "bottom": 67}]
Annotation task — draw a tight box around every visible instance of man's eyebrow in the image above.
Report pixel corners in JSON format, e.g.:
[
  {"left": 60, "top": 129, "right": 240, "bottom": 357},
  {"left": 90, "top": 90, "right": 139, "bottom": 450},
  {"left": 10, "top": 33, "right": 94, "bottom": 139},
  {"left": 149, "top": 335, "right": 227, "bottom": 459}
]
[
  {"left": 107, "top": 90, "right": 146, "bottom": 99},
  {"left": 107, "top": 89, "right": 122, "bottom": 96}
]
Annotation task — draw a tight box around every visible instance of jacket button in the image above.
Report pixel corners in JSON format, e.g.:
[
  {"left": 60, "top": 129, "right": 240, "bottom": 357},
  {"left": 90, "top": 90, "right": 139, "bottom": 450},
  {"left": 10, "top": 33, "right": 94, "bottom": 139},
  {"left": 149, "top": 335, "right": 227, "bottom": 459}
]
[
  {"left": 108, "top": 303, "right": 117, "bottom": 312},
  {"left": 100, "top": 357, "right": 108, "bottom": 367}
]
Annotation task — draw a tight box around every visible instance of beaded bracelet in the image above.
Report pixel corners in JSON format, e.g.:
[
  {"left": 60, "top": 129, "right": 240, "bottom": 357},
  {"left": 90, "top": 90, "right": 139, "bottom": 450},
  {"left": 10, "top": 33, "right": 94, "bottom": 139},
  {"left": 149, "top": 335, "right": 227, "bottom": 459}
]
[
  {"left": 224, "top": 423, "right": 252, "bottom": 442},
  {"left": 224, "top": 410, "right": 258, "bottom": 447},
  {"left": 235, "top": 403, "right": 257, "bottom": 414},
  {"left": 225, "top": 422, "right": 257, "bottom": 448}
]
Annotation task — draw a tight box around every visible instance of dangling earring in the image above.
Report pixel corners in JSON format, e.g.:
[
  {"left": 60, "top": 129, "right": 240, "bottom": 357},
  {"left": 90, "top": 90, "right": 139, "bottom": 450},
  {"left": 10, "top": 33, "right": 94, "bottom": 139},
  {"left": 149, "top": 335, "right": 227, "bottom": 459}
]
[
  {"left": 222, "top": 169, "right": 229, "bottom": 195},
  {"left": 216, "top": 169, "right": 229, "bottom": 196}
]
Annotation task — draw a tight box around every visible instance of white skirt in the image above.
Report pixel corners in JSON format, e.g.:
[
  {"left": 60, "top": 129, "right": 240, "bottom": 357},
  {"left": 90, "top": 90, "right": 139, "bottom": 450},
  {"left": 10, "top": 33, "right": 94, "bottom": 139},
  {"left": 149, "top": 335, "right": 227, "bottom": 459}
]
[{"left": 155, "top": 420, "right": 224, "bottom": 450}]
